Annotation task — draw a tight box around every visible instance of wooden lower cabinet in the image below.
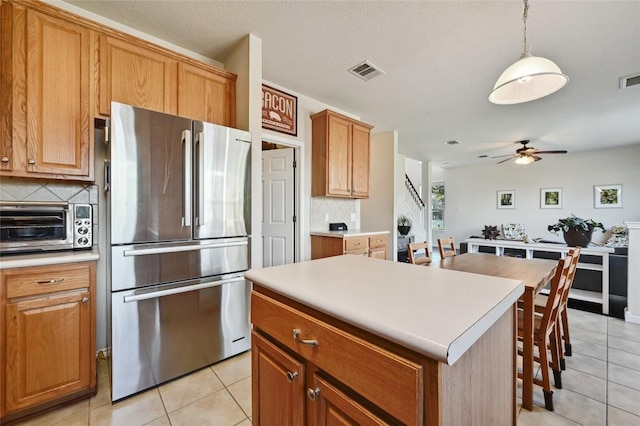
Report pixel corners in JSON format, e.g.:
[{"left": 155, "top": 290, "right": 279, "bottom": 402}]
[
  {"left": 251, "top": 289, "right": 422, "bottom": 425},
  {"left": 0, "top": 261, "right": 96, "bottom": 423},
  {"left": 311, "top": 234, "right": 388, "bottom": 260},
  {"left": 251, "top": 285, "right": 517, "bottom": 426}
]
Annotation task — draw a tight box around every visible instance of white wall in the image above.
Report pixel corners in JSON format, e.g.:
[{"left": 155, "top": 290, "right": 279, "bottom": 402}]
[
  {"left": 361, "top": 132, "right": 397, "bottom": 259},
  {"left": 432, "top": 144, "right": 640, "bottom": 246},
  {"left": 226, "top": 35, "right": 263, "bottom": 269},
  {"left": 258, "top": 81, "right": 364, "bottom": 261}
]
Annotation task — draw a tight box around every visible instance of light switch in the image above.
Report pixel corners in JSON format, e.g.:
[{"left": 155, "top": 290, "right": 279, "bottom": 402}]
[
  {"left": 350, "top": 213, "right": 356, "bottom": 221},
  {"left": 324, "top": 213, "right": 329, "bottom": 222}
]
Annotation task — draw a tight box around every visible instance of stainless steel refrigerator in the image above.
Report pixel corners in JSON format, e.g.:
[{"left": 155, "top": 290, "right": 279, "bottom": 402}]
[{"left": 106, "top": 102, "right": 251, "bottom": 401}]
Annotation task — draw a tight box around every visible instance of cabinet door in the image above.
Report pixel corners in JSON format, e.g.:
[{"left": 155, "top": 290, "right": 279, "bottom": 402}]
[
  {"left": 311, "top": 374, "right": 388, "bottom": 426},
  {"left": 350, "top": 123, "right": 370, "bottom": 198},
  {"left": 24, "top": 9, "right": 92, "bottom": 177},
  {"left": 177, "top": 62, "right": 235, "bottom": 126},
  {"left": 5, "top": 290, "right": 92, "bottom": 412},
  {"left": 326, "top": 114, "right": 352, "bottom": 197},
  {"left": 252, "top": 331, "right": 305, "bottom": 426},
  {"left": 99, "top": 35, "right": 177, "bottom": 115}
]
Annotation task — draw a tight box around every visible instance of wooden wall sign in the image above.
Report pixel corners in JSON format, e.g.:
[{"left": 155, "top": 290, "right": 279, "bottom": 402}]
[{"left": 262, "top": 85, "right": 297, "bottom": 136}]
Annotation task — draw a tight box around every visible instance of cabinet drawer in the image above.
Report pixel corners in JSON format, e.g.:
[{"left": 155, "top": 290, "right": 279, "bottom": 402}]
[
  {"left": 369, "top": 235, "right": 387, "bottom": 249},
  {"left": 252, "top": 291, "right": 423, "bottom": 425},
  {"left": 5, "top": 262, "right": 93, "bottom": 299},
  {"left": 344, "top": 237, "right": 368, "bottom": 252}
]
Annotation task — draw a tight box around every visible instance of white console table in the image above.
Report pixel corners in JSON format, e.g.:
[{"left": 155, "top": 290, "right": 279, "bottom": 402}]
[{"left": 465, "top": 238, "right": 615, "bottom": 315}]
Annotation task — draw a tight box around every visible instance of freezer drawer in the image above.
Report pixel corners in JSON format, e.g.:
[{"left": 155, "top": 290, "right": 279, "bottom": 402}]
[
  {"left": 110, "top": 274, "right": 250, "bottom": 401},
  {"left": 111, "top": 238, "right": 248, "bottom": 291}
]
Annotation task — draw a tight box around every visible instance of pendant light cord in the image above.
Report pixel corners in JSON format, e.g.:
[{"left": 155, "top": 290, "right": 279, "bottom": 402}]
[{"left": 522, "top": 0, "right": 530, "bottom": 55}]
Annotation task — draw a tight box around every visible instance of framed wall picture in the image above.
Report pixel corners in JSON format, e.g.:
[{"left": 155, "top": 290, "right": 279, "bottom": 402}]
[
  {"left": 540, "top": 188, "right": 563, "bottom": 209},
  {"left": 497, "top": 190, "right": 515, "bottom": 209},
  {"left": 594, "top": 184, "right": 622, "bottom": 208},
  {"left": 261, "top": 85, "right": 297, "bottom": 136}
]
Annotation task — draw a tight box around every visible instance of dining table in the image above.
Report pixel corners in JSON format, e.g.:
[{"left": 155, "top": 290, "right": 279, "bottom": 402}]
[{"left": 438, "top": 252, "right": 558, "bottom": 411}]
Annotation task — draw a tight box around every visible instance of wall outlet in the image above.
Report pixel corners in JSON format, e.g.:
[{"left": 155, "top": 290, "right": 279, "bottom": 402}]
[
  {"left": 350, "top": 213, "right": 356, "bottom": 221},
  {"left": 324, "top": 213, "right": 329, "bottom": 222}
]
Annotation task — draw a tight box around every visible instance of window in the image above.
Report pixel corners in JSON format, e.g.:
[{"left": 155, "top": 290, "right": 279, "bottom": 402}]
[{"left": 431, "top": 182, "right": 445, "bottom": 231}]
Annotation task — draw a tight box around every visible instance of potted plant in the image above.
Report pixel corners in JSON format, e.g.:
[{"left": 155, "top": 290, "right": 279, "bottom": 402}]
[
  {"left": 548, "top": 214, "right": 605, "bottom": 247},
  {"left": 397, "top": 215, "right": 412, "bottom": 236}
]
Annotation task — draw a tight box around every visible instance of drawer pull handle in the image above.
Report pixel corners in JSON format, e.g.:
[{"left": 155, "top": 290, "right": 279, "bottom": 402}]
[
  {"left": 353, "top": 242, "right": 360, "bottom": 246},
  {"left": 286, "top": 371, "right": 298, "bottom": 383},
  {"left": 293, "top": 329, "right": 318, "bottom": 347},
  {"left": 82, "top": 297, "right": 89, "bottom": 304},
  {"left": 37, "top": 278, "right": 65, "bottom": 285},
  {"left": 307, "top": 387, "right": 321, "bottom": 401}
]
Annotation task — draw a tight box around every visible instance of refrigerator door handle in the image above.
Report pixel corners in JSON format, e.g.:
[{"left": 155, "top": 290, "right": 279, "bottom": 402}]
[
  {"left": 196, "top": 131, "right": 205, "bottom": 226},
  {"left": 122, "top": 240, "right": 248, "bottom": 256},
  {"left": 123, "top": 276, "right": 245, "bottom": 303},
  {"left": 182, "top": 129, "right": 192, "bottom": 227}
]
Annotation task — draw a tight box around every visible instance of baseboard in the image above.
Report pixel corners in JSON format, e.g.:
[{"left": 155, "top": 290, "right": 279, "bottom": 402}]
[{"left": 625, "top": 308, "right": 640, "bottom": 325}]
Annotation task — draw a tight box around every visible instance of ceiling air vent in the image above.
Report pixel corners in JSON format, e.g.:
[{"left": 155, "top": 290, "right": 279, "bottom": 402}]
[
  {"left": 348, "top": 61, "right": 385, "bottom": 82},
  {"left": 444, "top": 140, "right": 460, "bottom": 145},
  {"left": 620, "top": 73, "right": 640, "bottom": 89}
]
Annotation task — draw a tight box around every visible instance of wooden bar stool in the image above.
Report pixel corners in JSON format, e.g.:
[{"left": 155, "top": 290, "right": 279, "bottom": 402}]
[
  {"left": 437, "top": 237, "right": 457, "bottom": 259},
  {"left": 517, "top": 255, "right": 572, "bottom": 411},
  {"left": 407, "top": 242, "right": 431, "bottom": 265}
]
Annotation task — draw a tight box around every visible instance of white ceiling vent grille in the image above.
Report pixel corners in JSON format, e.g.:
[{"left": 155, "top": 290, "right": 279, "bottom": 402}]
[
  {"left": 348, "top": 61, "right": 385, "bottom": 82},
  {"left": 620, "top": 73, "right": 640, "bottom": 89}
]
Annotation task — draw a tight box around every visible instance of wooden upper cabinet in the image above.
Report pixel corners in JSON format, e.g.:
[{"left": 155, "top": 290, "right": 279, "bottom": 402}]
[
  {"left": 99, "top": 35, "right": 177, "bottom": 116},
  {"left": 311, "top": 110, "right": 372, "bottom": 198},
  {"left": 351, "top": 123, "right": 370, "bottom": 197},
  {"left": 0, "top": 2, "right": 94, "bottom": 180},
  {"left": 326, "top": 114, "right": 352, "bottom": 197},
  {"left": 177, "top": 62, "right": 236, "bottom": 126}
]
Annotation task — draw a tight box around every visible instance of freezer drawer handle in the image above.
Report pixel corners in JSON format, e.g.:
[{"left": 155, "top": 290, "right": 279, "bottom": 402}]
[
  {"left": 293, "top": 329, "right": 318, "bottom": 347},
  {"left": 122, "top": 276, "right": 245, "bottom": 303},
  {"left": 123, "top": 240, "right": 248, "bottom": 257}
]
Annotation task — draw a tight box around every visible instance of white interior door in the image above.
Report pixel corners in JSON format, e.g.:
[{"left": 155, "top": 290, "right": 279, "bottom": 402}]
[{"left": 262, "top": 147, "right": 295, "bottom": 267}]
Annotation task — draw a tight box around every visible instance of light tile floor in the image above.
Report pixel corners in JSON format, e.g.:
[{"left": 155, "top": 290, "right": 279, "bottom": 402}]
[{"left": 11, "top": 308, "right": 640, "bottom": 426}]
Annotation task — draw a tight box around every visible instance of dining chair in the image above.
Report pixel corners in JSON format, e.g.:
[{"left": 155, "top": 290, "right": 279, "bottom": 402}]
[
  {"left": 535, "top": 247, "right": 581, "bottom": 370},
  {"left": 517, "top": 255, "right": 572, "bottom": 411},
  {"left": 437, "top": 237, "right": 456, "bottom": 259},
  {"left": 407, "top": 242, "right": 431, "bottom": 265}
]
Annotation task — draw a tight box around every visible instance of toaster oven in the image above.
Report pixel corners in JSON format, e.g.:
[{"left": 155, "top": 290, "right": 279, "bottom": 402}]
[{"left": 0, "top": 201, "right": 92, "bottom": 254}]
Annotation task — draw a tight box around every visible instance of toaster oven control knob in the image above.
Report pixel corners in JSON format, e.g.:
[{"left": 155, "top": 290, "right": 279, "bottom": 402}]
[
  {"left": 78, "top": 237, "right": 89, "bottom": 246},
  {"left": 75, "top": 220, "right": 82, "bottom": 226},
  {"left": 78, "top": 226, "right": 89, "bottom": 235},
  {"left": 84, "top": 220, "right": 91, "bottom": 225}
]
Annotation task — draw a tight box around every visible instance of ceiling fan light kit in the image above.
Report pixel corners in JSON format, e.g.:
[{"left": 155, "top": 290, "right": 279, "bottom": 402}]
[
  {"left": 514, "top": 155, "right": 535, "bottom": 165},
  {"left": 489, "top": 0, "right": 568, "bottom": 105}
]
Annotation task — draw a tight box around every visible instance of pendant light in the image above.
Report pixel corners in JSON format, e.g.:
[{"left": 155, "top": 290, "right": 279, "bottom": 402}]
[{"left": 489, "top": 0, "right": 568, "bottom": 105}]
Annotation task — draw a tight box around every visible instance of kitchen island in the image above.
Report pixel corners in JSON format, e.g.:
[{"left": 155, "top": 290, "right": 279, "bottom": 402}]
[{"left": 246, "top": 255, "right": 524, "bottom": 425}]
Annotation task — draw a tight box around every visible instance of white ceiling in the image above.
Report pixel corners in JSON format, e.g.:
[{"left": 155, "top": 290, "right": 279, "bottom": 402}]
[{"left": 64, "top": 0, "right": 640, "bottom": 167}]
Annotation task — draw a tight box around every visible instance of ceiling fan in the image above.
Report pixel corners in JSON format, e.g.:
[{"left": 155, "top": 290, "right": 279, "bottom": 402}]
[{"left": 493, "top": 140, "right": 568, "bottom": 165}]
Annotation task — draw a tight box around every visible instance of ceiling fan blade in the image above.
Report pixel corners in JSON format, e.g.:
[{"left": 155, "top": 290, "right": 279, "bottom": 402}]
[
  {"left": 533, "top": 150, "right": 568, "bottom": 154},
  {"left": 533, "top": 155, "right": 543, "bottom": 161},
  {"left": 497, "top": 156, "right": 516, "bottom": 164},
  {"left": 492, "top": 154, "right": 516, "bottom": 158}
]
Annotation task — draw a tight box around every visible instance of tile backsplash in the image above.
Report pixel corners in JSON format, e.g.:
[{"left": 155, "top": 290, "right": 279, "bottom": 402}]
[{"left": 310, "top": 197, "right": 359, "bottom": 231}]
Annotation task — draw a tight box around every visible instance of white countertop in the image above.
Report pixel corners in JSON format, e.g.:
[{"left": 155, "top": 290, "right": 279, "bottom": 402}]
[
  {"left": 246, "top": 255, "right": 524, "bottom": 365},
  {"left": 310, "top": 229, "right": 390, "bottom": 238},
  {"left": 0, "top": 248, "right": 100, "bottom": 269}
]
